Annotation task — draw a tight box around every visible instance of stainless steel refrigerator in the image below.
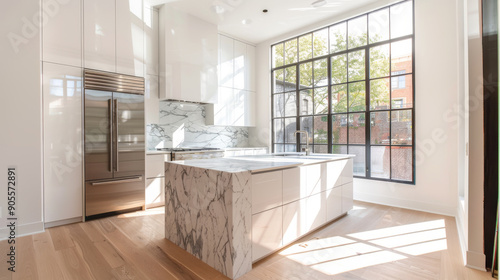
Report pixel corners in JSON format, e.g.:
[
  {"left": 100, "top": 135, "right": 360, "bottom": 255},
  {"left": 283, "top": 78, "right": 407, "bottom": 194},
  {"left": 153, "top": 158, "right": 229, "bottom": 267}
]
[{"left": 83, "top": 69, "right": 145, "bottom": 217}]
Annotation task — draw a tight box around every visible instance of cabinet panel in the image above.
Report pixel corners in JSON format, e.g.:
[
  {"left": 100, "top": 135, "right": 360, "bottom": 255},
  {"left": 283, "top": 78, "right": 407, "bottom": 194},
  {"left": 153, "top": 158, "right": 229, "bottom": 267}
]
[
  {"left": 283, "top": 199, "right": 307, "bottom": 245},
  {"left": 245, "top": 44, "right": 256, "bottom": 91},
  {"left": 233, "top": 40, "right": 246, "bottom": 90},
  {"left": 326, "top": 160, "right": 343, "bottom": 189},
  {"left": 146, "top": 177, "right": 164, "bottom": 207},
  {"left": 146, "top": 154, "right": 167, "bottom": 178},
  {"left": 252, "top": 207, "right": 283, "bottom": 261},
  {"left": 42, "top": 0, "right": 82, "bottom": 67},
  {"left": 144, "top": 7, "right": 158, "bottom": 75},
  {"left": 305, "top": 192, "right": 327, "bottom": 232},
  {"left": 282, "top": 167, "right": 302, "bottom": 204},
  {"left": 304, "top": 164, "right": 324, "bottom": 196},
  {"left": 145, "top": 75, "right": 159, "bottom": 124},
  {"left": 116, "top": 0, "right": 144, "bottom": 76},
  {"left": 341, "top": 159, "right": 353, "bottom": 185},
  {"left": 43, "top": 62, "right": 83, "bottom": 223},
  {"left": 207, "top": 89, "right": 255, "bottom": 126},
  {"left": 341, "top": 182, "right": 354, "bottom": 214},
  {"left": 252, "top": 171, "right": 282, "bottom": 214},
  {"left": 219, "top": 34, "right": 233, "bottom": 88},
  {"left": 326, "top": 187, "right": 342, "bottom": 221},
  {"left": 84, "top": 0, "right": 115, "bottom": 72}
]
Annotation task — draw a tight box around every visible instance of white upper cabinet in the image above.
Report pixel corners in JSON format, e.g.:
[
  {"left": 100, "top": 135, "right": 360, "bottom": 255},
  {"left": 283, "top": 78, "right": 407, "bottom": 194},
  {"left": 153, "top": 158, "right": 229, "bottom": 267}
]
[
  {"left": 245, "top": 44, "right": 256, "bottom": 92},
  {"left": 145, "top": 74, "right": 159, "bottom": 124},
  {"left": 159, "top": 5, "right": 218, "bottom": 103},
  {"left": 233, "top": 40, "right": 246, "bottom": 90},
  {"left": 219, "top": 35, "right": 234, "bottom": 89},
  {"left": 144, "top": 7, "right": 159, "bottom": 76},
  {"left": 116, "top": 0, "right": 144, "bottom": 77},
  {"left": 42, "top": 0, "right": 82, "bottom": 67},
  {"left": 43, "top": 62, "right": 83, "bottom": 223},
  {"left": 84, "top": 0, "right": 116, "bottom": 72}
]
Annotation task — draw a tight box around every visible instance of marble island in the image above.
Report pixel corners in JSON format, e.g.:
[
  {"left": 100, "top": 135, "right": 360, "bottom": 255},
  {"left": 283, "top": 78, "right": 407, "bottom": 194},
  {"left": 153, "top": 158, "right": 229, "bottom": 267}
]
[{"left": 164, "top": 154, "right": 354, "bottom": 279}]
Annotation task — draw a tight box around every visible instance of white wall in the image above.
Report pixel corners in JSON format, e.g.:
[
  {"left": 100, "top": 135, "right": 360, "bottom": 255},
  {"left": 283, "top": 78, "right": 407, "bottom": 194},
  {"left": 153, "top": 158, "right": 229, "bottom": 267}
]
[{"left": 0, "top": 1, "right": 44, "bottom": 238}]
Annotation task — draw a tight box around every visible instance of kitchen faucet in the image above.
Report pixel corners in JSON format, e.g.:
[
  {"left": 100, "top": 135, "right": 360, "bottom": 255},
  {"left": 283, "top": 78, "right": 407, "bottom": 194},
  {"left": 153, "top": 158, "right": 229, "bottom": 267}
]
[{"left": 294, "top": 130, "right": 311, "bottom": 155}]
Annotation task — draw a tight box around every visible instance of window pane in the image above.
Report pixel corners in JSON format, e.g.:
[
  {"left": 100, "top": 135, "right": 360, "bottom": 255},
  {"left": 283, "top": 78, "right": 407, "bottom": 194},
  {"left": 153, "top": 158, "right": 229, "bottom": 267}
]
[
  {"left": 313, "top": 59, "right": 328, "bottom": 86},
  {"left": 369, "top": 8, "right": 389, "bottom": 44},
  {"left": 391, "top": 110, "right": 412, "bottom": 145},
  {"left": 391, "top": 39, "right": 412, "bottom": 73},
  {"left": 314, "top": 145, "right": 328, "bottom": 153},
  {"left": 284, "top": 92, "right": 297, "bottom": 117},
  {"left": 300, "top": 116, "right": 313, "bottom": 144},
  {"left": 332, "top": 84, "right": 348, "bottom": 113},
  {"left": 274, "top": 144, "right": 284, "bottom": 153},
  {"left": 391, "top": 74, "right": 413, "bottom": 109},
  {"left": 332, "top": 145, "right": 347, "bottom": 154},
  {"left": 348, "top": 50, "right": 365, "bottom": 82},
  {"left": 273, "top": 93, "right": 284, "bottom": 118},
  {"left": 370, "top": 44, "right": 390, "bottom": 79},
  {"left": 314, "top": 87, "right": 328, "bottom": 114},
  {"left": 349, "top": 146, "right": 366, "bottom": 176},
  {"left": 285, "top": 144, "right": 297, "bottom": 152},
  {"left": 299, "top": 34, "right": 313, "bottom": 61},
  {"left": 300, "top": 89, "right": 313, "bottom": 115},
  {"left": 371, "top": 146, "right": 390, "bottom": 179},
  {"left": 285, "top": 118, "right": 297, "bottom": 143},
  {"left": 272, "top": 43, "right": 284, "bottom": 68},
  {"left": 284, "top": 66, "right": 297, "bottom": 91},
  {"left": 349, "top": 82, "right": 366, "bottom": 112},
  {"left": 331, "top": 54, "right": 347, "bottom": 84},
  {"left": 391, "top": 1, "right": 413, "bottom": 39},
  {"left": 284, "top": 39, "right": 298, "bottom": 64},
  {"left": 313, "top": 28, "right": 329, "bottom": 57},
  {"left": 273, "top": 69, "right": 284, "bottom": 93},
  {"left": 300, "top": 62, "right": 313, "bottom": 88},
  {"left": 330, "top": 22, "right": 347, "bottom": 53},
  {"left": 391, "top": 146, "right": 412, "bottom": 181},
  {"left": 332, "top": 114, "right": 348, "bottom": 144},
  {"left": 274, "top": 119, "right": 284, "bottom": 143},
  {"left": 349, "top": 113, "right": 365, "bottom": 144},
  {"left": 314, "top": 115, "right": 329, "bottom": 144},
  {"left": 370, "top": 111, "right": 390, "bottom": 144},
  {"left": 348, "top": 16, "right": 367, "bottom": 48},
  {"left": 370, "top": 78, "right": 390, "bottom": 110}
]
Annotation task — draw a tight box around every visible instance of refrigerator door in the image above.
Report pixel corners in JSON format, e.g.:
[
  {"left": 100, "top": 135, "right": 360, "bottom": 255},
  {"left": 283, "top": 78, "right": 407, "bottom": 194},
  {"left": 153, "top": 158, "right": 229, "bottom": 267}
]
[
  {"left": 84, "top": 90, "right": 113, "bottom": 181},
  {"left": 113, "top": 92, "right": 145, "bottom": 178}
]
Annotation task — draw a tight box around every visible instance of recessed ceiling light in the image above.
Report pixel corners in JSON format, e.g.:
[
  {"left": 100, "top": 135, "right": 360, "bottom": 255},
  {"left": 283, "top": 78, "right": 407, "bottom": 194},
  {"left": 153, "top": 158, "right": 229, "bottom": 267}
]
[
  {"left": 211, "top": 4, "right": 225, "bottom": 14},
  {"left": 262, "top": 9, "right": 268, "bottom": 13},
  {"left": 311, "top": 0, "right": 327, "bottom": 8},
  {"left": 242, "top": 19, "right": 252, "bottom": 25}
]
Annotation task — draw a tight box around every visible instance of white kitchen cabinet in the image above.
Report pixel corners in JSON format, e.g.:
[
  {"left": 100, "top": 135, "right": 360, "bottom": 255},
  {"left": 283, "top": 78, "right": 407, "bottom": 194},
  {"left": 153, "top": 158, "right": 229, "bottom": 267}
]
[
  {"left": 159, "top": 5, "right": 218, "bottom": 103},
  {"left": 146, "top": 153, "right": 169, "bottom": 208},
  {"left": 219, "top": 34, "right": 234, "bottom": 88},
  {"left": 206, "top": 89, "right": 255, "bottom": 126},
  {"left": 341, "top": 159, "right": 354, "bottom": 185},
  {"left": 43, "top": 62, "right": 83, "bottom": 224},
  {"left": 144, "top": 7, "right": 159, "bottom": 75},
  {"left": 304, "top": 163, "right": 325, "bottom": 196},
  {"left": 252, "top": 207, "right": 283, "bottom": 262},
  {"left": 245, "top": 44, "right": 256, "bottom": 92},
  {"left": 233, "top": 40, "right": 246, "bottom": 90},
  {"left": 341, "top": 182, "right": 354, "bottom": 214},
  {"left": 326, "top": 186, "right": 342, "bottom": 221},
  {"left": 42, "top": 0, "right": 81, "bottom": 67},
  {"left": 84, "top": 0, "right": 116, "bottom": 72},
  {"left": 327, "top": 160, "right": 343, "bottom": 189},
  {"left": 116, "top": 0, "right": 144, "bottom": 77},
  {"left": 252, "top": 171, "right": 283, "bottom": 214},
  {"left": 282, "top": 199, "right": 307, "bottom": 245},
  {"left": 282, "top": 167, "right": 302, "bottom": 204},
  {"left": 145, "top": 75, "right": 159, "bottom": 124},
  {"left": 305, "top": 192, "right": 327, "bottom": 231}
]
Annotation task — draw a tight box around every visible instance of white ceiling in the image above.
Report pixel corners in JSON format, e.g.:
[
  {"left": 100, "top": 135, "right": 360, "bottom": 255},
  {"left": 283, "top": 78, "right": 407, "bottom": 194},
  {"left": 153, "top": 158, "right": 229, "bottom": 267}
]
[{"left": 150, "top": 0, "right": 381, "bottom": 44}]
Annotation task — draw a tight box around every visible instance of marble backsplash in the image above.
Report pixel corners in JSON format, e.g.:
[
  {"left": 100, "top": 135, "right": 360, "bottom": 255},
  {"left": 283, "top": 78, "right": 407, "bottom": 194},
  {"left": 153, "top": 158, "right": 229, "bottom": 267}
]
[{"left": 147, "top": 102, "right": 249, "bottom": 150}]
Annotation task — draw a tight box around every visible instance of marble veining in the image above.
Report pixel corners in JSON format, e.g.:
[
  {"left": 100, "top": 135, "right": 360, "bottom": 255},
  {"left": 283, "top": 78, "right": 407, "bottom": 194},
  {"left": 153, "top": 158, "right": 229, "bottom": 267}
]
[
  {"left": 147, "top": 102, "right": 249, "bottom": 150},
  {"left": 165, "top": 163, "right": 252, "bottom": 279}
]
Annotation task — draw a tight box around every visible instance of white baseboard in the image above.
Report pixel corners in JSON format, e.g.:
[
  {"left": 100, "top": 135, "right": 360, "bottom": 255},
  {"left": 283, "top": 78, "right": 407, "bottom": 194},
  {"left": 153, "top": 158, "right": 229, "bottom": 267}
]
[
  {"left": 466, "top": 250, "right": 486, "bottom": 271},
  {"left": 353, "top": 191, "right": 456, "bottom": 216},
  {"left": 44, "top": 217, "right": 82, "bottom": 228},
  {"left": 0, "top": 221, "right": 44, "bottom": 241}
]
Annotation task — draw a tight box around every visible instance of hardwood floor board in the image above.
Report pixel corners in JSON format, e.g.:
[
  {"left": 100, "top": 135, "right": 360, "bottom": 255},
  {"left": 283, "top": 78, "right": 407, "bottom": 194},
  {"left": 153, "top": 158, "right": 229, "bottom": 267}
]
[
  {"left": 13, "top": 235, "right": 39, "bottom": 280},
  {"left": 32, "top": 231, "right": 65, "bottom": 280},
  {"left": 49, "top": 226, "right": 75, "bottom": 251},
  {"left": 55, "top": 247, "right": 95, "bottom": 280},
  {"left": 145, "top": 242, "right": 202, "bottom": 280}
]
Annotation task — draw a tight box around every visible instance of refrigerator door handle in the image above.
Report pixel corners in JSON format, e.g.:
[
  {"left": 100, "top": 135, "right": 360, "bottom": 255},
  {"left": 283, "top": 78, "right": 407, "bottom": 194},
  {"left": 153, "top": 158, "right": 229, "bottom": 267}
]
[
  {"left": 108, "top": 99, "right": 113, "bottom": 172},
  {"left": 114, "top": 98, "right": 119, "bottom": 172},
  {"left": 90, "top": 176, "right": 143, "bottom": 186}
]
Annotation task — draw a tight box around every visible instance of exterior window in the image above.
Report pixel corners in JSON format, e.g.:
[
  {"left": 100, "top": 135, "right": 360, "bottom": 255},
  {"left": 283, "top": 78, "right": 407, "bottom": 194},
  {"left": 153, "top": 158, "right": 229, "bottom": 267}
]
[{"left": 272, "top": 0, "right": 414, "bottom": 183}]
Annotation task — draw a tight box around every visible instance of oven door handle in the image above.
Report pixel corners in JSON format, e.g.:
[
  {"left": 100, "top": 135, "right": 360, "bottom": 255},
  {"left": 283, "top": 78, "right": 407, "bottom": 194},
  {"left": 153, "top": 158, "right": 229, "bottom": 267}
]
[{"left": 90, "top": 176, "right": 142, "bottom": 186}]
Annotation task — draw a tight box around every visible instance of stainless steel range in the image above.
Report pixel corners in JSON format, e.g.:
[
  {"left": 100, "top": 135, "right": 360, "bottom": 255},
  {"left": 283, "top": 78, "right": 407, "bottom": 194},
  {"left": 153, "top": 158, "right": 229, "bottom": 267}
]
[{"left": 156, "top": 148, "right": 224, "bottom": 161}]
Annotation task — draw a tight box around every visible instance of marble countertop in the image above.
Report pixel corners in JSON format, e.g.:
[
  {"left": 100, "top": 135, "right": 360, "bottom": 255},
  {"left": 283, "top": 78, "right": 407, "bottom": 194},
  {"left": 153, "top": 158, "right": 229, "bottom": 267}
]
[{"left": 166, "top": 154, "right": 354, "bottom": 173}]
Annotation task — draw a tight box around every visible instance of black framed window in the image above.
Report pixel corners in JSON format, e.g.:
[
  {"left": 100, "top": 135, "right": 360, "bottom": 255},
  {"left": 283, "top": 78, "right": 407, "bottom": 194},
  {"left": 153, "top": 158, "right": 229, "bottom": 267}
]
[{"left": 271, "top": 0, "right": 415, "bottom": 183}]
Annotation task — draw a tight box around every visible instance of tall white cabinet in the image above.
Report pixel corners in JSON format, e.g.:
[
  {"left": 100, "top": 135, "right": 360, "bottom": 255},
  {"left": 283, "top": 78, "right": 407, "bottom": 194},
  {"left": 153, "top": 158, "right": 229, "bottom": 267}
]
[
  {"left": 116, "top": 0, "right": 144, "bottom": 76},
  {"left": 43, "top": 62, "right": 83, "bottom": 224}
]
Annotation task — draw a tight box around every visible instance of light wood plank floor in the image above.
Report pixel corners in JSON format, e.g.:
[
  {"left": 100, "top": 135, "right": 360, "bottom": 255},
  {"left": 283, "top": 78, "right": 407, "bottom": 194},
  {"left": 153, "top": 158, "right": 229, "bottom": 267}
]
[{"left": 0, "top": 201, "right": 494, "bottom": 280}]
